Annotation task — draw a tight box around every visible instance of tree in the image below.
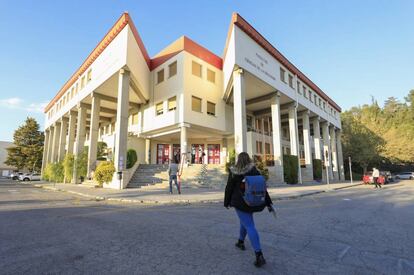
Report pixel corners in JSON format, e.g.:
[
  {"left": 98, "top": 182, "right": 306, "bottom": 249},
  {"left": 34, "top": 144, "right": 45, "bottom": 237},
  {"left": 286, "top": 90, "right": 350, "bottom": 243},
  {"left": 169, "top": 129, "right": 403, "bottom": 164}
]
[
  {"left": 5, "top": 117, "right": 44, "bottom": 172},
  {"left": 97, "top": 142, "right": 108, "bottom": 160}
]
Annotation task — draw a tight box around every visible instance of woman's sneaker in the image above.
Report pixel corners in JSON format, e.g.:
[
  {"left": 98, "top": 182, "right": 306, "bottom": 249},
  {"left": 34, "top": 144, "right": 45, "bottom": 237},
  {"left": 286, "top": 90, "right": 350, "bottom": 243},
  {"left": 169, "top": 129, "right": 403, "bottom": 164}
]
[
  {"left": 254, "top": 251, "right": 266, "bottom": 267},
  {"left": 235, "top": 240, "right": 246, "bottom": 251}
]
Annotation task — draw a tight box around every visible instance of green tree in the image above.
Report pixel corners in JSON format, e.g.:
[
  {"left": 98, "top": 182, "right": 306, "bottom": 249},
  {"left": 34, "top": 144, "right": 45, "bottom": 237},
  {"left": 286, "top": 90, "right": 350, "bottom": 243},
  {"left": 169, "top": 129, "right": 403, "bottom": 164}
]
[
  {"left": 5, "top": 117, "right": 44, "bottom": 171},
  {"left": 97, "top": 142, "right": 108, "bottom": 160}
]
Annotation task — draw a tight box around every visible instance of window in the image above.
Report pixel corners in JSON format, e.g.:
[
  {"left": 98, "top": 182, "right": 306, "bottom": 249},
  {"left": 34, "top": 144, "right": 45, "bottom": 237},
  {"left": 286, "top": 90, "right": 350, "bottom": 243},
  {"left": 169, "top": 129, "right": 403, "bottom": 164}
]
[
  {"left": 80, "top": 76, "right": 86, "bottom": 89},
  {"left": 265, "top": 143, "right": 271, "bottom": 155},
  {"left": 191, "top": 96, "right": 202, "bottom": 112},
  {"left": 131, "top": 113, "right": 139, "bottom": 125},
  {"left": 75, "top": 83, "right": 79, "bottom": 95},
  {"left": 323, "top": 102, "right": 326, "bottom": 110},
  {"left": 156, "top": 102, "right": 163, "bottom": 116},
  {"left": 308, "top": 90, "right": 312, "bottom": 102},
  {"left": 247, "top": 115, "right": 253, "bottom": 130},
  {"left": 157, "top": 69, "right": 164, "bottom": 84},
  {"left": 87, "top": 69, "right": 92, "bottom": 82},
  {"left": 192, "top": 61, "right": 202, "bottom": 77},
  {"left": 168, "top": 61, "right": 177, "bottom": 78},
  {"left": 207, "top": 69, "right": 215, "bottom": 83},
  {"left": 280, "top": 67, "right": 286, "bottom": 83},
  {"left": 264, "top": 120, "right": 269, "bottom": 135},
  {"left": 256, "top": 141, "right": 263, "bottom": 154},
  {"left": 207, "top": 101, "right": 216, "bottom": 116},
  {"left": 168, "top": 96, "right": 176, "bottom": 111},
  {"left": 288, "top": 74, "right": 294, "bottom": 88},
  {"left": 297, "top": 81, "right": 301, "bottom": 94},
  {"left": 314, "top": 94, "right": 317, "bottom": 104},
  {"left": 303, "top": 86, "right": 307, "bottom": 98},
  {"left": 319, "top": 98, "right": 322, "bottom": 107}
]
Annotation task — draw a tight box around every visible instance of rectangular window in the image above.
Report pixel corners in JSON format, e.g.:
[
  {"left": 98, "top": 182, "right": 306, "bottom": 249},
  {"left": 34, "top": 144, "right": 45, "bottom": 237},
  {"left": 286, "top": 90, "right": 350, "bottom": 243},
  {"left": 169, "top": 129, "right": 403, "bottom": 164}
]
[
  {"left": 87, "top": 69, "right": 92, "bottom": 82},
  {"left": 168, "top": 96, "right": 176, "bottom": 111},
  {"left": 256, "top": 141, "right": 263, "bottom": 154},
  {"left": 191, "top": 96, "right": 202, "bottom": 112},
  {"left": 297, "top": 81, "right": 301, "bottom": 94},
  {"left": 156, "top": 102, "right": 163, "bottom": 116},
  {"left": 314, "top": 94, "right": 317, "bottom": 104},
  {"left": 157, "top": 69, "right": 164, "bottom": 84},
  {"left": 207, "top": 69, "right": 215, "bottom": 83},
  {"left": 265, "top": 143, "right": 271, "bottom": 155},
  {"left": 131, "top": 113, "right": 139, "bottom": 125},
  {"left": 303, "top": 86, "right": 307, "bottom": 98},
  {"left": 207, "top": 101, "right": 216, "bottom": 116},
  {"left": 323, "top": 102, "right": 326, "bottom": 110},
  {"left": 288, "top": 74, "right": 294, "bottom": 88},
  {"left": 280, "top": 67, "right": 286, "bottom": 83},
  {"left": 192, "top": 61, "right": 202, "bottom": 77},
  {"left": 319, "top": 98, "right": 322, "bottom": 107},
  {"left": 309, "top": 90, "right": 312, "bottom": 102},
  {"left": 81, "top": 76, "right": 86, "bottom": 89},
  {"left": 75, "top": 83, "right": 79, "bottom": 94},
  {"left": 168, "top": 61, "right": 177, "bottom": 78}
]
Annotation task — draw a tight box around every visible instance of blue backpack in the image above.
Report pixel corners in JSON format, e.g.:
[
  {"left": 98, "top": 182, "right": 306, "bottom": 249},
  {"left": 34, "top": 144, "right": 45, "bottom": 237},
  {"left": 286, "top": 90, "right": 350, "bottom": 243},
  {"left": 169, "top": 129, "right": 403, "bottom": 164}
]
[{"left": 243, "top": 175, "right": 267, "bottom": 207}]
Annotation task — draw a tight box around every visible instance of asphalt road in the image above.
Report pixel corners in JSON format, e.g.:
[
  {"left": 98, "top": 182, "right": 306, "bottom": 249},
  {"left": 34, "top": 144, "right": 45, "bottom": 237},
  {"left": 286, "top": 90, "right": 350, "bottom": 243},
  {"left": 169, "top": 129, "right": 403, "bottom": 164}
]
[{"left": 1, "top": 179, "right": 414, "bottom": 274}]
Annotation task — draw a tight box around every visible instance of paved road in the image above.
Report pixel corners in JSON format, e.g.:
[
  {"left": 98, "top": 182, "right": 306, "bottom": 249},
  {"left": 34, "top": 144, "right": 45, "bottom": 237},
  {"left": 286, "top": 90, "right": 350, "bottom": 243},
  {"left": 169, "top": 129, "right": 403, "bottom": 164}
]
[{"left": 1, "top": 179, "right": 414, "bottom": 274}]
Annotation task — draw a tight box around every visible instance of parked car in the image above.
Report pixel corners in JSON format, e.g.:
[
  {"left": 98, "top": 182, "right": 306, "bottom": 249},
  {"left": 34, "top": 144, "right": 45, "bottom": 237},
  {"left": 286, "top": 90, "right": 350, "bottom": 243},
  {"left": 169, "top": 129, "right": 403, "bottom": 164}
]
[
  {"left": 394, "top": 172, "right": 414, "bottom": 180},
  {"left": 383, "top": 171, "right": 394, "bottom": 182},
  {"left": 9, "top": 172, "right": 23, "bottom": 180},
  {"left": 18, "top": 173, "right": 41, "bottom": 181},
  {"left": 362, "top": 171, "right": 386, "bottom": 185}
]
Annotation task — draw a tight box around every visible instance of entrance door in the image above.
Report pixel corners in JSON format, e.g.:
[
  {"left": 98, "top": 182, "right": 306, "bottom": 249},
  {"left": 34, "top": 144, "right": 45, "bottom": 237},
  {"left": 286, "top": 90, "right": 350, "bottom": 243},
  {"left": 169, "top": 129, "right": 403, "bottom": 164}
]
[
  {"left": 208, "top": 144, "right": 220, "bottom": 164},
  {"left": 191, "top": 144, "right": 204, "bottom": 164},
  {"left": 157, "top": 144, "right": 170, "bottom": 164},
  {"left": 172, "top": 144, "right": 181, "bottom": 163}
]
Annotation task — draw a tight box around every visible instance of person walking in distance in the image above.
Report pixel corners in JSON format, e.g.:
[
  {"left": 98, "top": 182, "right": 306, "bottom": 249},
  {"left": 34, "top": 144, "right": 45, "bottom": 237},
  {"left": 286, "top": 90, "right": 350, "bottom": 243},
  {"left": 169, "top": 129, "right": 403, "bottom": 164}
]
[
  {"left": 167, "top": 158, "right": 181, "bottom": 194},
  {"left": 224, "top": 152, "right": 274, "bottom": 267},
  {"left": 372, "top": 167, "right": 381, "bottom": 189}
]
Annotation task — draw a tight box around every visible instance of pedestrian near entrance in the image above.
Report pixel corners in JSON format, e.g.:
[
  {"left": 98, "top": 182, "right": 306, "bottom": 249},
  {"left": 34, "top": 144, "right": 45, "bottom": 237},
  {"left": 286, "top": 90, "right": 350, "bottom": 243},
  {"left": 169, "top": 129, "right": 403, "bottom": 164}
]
[
  {"left": 224, "top": 152, "right": 274, "bottom": 267},
  {"left": 373, "top": 167, "right": 381, "bottom": 188},
  {"left": 167, "top": 159, "right": 181, "bottom": 194}
]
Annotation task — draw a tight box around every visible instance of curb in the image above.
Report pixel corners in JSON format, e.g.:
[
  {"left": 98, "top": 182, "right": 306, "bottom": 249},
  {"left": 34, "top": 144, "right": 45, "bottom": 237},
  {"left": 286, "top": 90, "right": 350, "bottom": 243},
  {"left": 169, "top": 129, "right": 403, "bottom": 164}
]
[{"left": 31, "top": 182, "right": 364, "bottom": 206}]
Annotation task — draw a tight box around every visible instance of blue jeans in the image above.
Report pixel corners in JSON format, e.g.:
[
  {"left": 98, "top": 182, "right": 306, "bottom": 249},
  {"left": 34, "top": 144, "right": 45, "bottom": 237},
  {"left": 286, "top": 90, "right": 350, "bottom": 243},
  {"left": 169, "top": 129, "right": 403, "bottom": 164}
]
[
  {"left": 235, "top": 209, "right": 262, "bottom": 252},
  {"left": 169, "top": 175, "right": 179, "bottom": 193}
]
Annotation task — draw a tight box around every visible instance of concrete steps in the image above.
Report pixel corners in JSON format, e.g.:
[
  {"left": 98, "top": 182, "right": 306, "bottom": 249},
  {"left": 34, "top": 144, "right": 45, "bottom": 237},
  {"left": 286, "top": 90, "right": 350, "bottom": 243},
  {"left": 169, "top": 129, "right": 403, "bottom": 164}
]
[{"left": 127, "top": 164, "right": 168, "bottom": 188}]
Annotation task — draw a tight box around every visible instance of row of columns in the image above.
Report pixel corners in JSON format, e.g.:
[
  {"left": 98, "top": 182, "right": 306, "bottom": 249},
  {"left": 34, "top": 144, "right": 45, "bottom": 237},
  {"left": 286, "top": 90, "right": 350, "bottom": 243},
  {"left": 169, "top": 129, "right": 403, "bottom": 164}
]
[
  {"left": 42, "top": 69, "right": 131, "bottom": 188},
  {"left": 232, "top": 68, "right": 345, "bottom": 183}
]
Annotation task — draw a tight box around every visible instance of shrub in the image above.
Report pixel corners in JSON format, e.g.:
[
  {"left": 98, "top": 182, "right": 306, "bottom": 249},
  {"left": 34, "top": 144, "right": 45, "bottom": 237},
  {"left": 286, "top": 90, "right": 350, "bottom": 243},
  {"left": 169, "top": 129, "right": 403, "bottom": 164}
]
[
  {"left": 255, "top": 158, "right": 269, "bottom": 181},
  {"left": 76, "top": 149, "right": 88, "bottom": 180},
  {"left": 97, "top": 142, "right": 108, "bottom": 161},
  {"left": 313, "top": 159, "right": 322, "bottom": 180},
  {"left": 43, "top": 163, "right": 53, "bottom": 181},
  {"left": 51, "top": 162, "right": 64, "bottom": 183},
  {"left": 126, "top": 149, "right": 137, "bottom": 169},
  {"left": 94, "top": 161, "right": 115, "bottom": 186},
  {"left": 283, "top": 155, "right": 298, "bottom": 184},
  {"left": 225, "top": 149, "right": 236, "bottom": 173},
  {"left": 63, "top": 154, "right": 74, "bottom": 183}
]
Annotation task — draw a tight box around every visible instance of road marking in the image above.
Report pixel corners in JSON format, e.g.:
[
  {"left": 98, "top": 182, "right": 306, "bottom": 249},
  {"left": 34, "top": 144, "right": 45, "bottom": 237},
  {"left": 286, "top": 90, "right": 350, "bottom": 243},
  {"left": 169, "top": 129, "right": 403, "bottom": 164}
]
[
  {"left": 8, "top": 190, "right": 19, "bottom": 192},
  {"left": 343, "top": 198, "right": 351, "bottom": 201},
  {"left": 337, "top": 245, "right": 351, "bottom": 261}
]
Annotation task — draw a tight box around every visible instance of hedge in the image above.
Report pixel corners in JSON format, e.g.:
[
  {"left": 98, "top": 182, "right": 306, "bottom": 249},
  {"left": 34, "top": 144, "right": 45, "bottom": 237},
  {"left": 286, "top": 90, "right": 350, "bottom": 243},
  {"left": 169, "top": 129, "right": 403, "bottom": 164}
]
[
  {"left": 225, "top": 149, "right": 236, "bottom": 173},
  {"left": 283, "top": 155, "right": 298, "bottom": 184},
  {"left": 63, "top": 153, "right": 74, "bottom": 183},
  {"left": 126, "top": 149, "right": 138, "bottom": 169},
  {"left": 43, "top": 162, "right": 64, "bottom": 183},
  {"left": 94, "top": 161, "right": 115, "bottom": 186},
  {"left": 313, "top": 159, "right": 322, "bottom": 180}
]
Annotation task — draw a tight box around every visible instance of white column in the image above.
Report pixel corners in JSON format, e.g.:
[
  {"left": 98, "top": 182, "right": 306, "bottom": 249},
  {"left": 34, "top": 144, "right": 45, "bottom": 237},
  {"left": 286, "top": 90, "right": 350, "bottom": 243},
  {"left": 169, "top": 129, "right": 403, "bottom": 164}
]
[
  {"left": 67, "top": 111, "right": 76, "bottom": 155},
  {"left": 233, "top": 68, "right": 247, "bottom": 154},
  {"left": 41, "top": 128, "right": 50, "bottom": 174},
  {"left": 270, "top": 94, "right": 284, "bottom": 182},
  {"left": 261, "top": 118, "right": 266, "bottom": 156},
  {"left": 312, "top": 117, "right": 322, "bottom": 160},
  {"left": 57, "top": 118, "right": 68, "bottom": 162},
  {"left": 302, "top": 111, "right": 313, "bottom": 180},
  {"left": 145, "top": 139, "right": 151, "bottom": 164},
  {"left": 330, "top": 126, "right": 339, "bottom": 181},
  {"left": 87, "top": 94, "right": 101, "bottom": 177},
  {"left": 51, "top": 122, "right": 61, "bottom": 163},
  {"left": 322, "top": 122, "right": 333, "bottom": 180},
  {"left": 73, "top": 103, "right": 87, "bottom": 183},
  {"left": 114, "top": 69, "right": 130, "bottom": 184},
  {"left": 288, "top": 105, "right": 299, "bottom": 156},
  {"left": 336, "top": 130, "right": 345, "bottom": 180},
  {"left": 180, "top": 125, "right": 188, "bottom": 163},
  {"left": 47, "top": 126, "right": 54, "bottom": 164}
]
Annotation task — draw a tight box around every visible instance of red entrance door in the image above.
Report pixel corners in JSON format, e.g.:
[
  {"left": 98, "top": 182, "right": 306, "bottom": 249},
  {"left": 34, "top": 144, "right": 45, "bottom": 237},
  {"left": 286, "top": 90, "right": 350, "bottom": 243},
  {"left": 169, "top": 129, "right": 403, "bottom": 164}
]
[
  {"left": 172, "top": 144, "right": 181, "bottom": 163},
  {"left": 157, "top": 144, "right": 170, "bottom": 164},
  {"left": 208, "top": 144, "right": 220, "bottom": 164},
  {"left": 191, "top": 144, "right": 204, "bottom": 164}
]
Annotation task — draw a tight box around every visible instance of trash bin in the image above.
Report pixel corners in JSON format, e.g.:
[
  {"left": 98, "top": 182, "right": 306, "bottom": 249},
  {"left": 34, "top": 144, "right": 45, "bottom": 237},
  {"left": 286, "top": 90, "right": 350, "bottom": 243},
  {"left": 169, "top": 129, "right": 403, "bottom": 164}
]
[{"left": 117, "top": 171, "right": 122, "bottom": 180}]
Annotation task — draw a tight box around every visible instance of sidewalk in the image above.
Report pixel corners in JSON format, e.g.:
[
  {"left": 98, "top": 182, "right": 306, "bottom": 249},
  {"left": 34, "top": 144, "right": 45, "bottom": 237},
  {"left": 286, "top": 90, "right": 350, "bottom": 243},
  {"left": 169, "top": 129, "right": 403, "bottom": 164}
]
[{"left": 30, "top": 180, "right": 363, "bottom": 205}]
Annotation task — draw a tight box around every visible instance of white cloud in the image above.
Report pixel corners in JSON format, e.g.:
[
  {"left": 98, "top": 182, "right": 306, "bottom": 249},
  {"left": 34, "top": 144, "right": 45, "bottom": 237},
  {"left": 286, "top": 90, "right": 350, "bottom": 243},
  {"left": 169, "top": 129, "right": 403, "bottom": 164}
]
[{"left": 0, "top": 97, "right": 48, "bottom": 113}]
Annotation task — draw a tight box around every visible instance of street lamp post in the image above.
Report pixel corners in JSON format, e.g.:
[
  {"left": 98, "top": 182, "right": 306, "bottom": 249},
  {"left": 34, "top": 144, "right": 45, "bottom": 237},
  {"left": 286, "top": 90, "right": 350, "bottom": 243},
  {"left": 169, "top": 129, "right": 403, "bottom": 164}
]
[{"left": 349, "top": 156, "right": 353, "bottom": 184}]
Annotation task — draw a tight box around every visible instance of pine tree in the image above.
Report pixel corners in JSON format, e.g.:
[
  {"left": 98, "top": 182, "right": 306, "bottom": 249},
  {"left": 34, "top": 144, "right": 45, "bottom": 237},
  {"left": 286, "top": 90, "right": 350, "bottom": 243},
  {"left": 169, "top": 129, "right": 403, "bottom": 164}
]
[{"left": 5, "top": 117, "right": 44, "bottom": 172}]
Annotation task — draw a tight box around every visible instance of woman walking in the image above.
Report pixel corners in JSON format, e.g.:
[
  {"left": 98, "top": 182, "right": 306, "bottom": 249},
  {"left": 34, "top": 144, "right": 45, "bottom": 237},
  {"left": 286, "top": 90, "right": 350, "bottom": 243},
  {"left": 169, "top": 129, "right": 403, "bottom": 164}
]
[{"left": 224, "top": 152, "right": 274, "bottom": 267}]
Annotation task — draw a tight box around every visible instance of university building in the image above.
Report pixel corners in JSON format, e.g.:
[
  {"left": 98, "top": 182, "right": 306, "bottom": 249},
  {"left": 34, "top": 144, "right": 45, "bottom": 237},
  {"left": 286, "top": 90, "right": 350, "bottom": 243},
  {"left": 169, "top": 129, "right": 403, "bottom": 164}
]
[{"left": 42, "top": 12, "right": 344, "bottom": 189}]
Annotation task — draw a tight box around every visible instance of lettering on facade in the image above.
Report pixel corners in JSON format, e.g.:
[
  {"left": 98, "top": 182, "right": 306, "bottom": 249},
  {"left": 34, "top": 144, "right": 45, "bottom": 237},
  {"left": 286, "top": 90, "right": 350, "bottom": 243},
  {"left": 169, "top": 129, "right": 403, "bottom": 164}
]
[{"left": 244, "top": 53, "right": 276, "bottom": 81}]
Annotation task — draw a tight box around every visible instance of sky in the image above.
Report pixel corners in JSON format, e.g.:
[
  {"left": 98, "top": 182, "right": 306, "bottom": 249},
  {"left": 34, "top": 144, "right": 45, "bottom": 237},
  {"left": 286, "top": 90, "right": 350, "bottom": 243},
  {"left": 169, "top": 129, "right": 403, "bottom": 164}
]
[{"left": 0, "top": 0, "right": 413, "bottom": 141}]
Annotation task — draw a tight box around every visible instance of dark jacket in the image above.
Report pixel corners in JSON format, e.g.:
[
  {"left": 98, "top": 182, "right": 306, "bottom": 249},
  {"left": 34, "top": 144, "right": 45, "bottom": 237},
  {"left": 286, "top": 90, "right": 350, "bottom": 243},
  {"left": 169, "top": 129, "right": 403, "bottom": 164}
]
[{"left": 224, "top": 163, "right": 273, "bottom": 213}]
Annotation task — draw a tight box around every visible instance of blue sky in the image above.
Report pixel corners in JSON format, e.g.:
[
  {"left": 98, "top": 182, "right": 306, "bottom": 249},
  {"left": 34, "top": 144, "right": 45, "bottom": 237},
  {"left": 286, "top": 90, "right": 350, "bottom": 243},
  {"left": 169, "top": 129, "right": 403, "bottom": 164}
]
[{"left": 0, "top": 0, "right": 413, "bottom": 141}]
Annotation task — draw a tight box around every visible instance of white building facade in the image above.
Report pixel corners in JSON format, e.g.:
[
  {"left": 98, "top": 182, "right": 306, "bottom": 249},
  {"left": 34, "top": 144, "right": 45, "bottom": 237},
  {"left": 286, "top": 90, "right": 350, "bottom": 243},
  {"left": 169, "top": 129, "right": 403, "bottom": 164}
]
[{"left": 42, "top": 12, "right": 344, "bottom": 189}]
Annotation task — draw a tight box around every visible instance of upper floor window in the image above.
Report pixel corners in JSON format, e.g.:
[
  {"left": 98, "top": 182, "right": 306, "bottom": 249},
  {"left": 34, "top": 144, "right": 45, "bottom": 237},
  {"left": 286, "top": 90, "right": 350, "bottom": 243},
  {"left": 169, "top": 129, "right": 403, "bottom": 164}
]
[
  {"left": 207, "top": 101, "right": 216, "bottom": 116},
  {"left": 323, "top": 102, "right": 326, "bottom": 110},
  {"left": 288, "top": 74, "right": 294, "bottom": 88},
  {"left": 87, "top": 69, "right": 92, "bottom": 82},
  {"left": 192, "top": 96, "right": 202, "bottom": 112},
  {"left": 303, "top": 86, "right": 307, "bottom": 98},
  {"left": 168, "top": 61, "right": 177, "bottom": 78},
  {"left": 280, "top": 67, "right": 286, "bottom": 83},
  {"left": 156, "top": 102, "right": 163, "bottom": 116},
  {"left": 192, "top": 61, "right": 202, "bottom": 78},
  {"left": 157, "top": 69, "right": 164, "bottom": 84},
  {"left": 308, "top": 90, "right": 312, "bottom": 102},
  {"left": 319, "top": 98, "right": 322, "bottom": 107},
  {"left": 80, "top": 76, "right": 86, "bottom": 89},
  {"left": 314, "top": 94, "right": 317, "bottom": 104},
  {"left": 131, "top": 112, "right": 139, "bottom": 125},
  {"left": 75, "top": 83, "right": 79, "bottom": 94},
  {"left": 207, "top": 69, "right": 215, "bottom": 83},
  {"left": 297, "top": 81, "right": 301, "bottom": 94},
  {"left": 265, "top": 143, "right": 271, "bottom": 155},
  {"left": 168, "top": 96, "right": 176, "bottom": 111},
  {"left": 256, "top": 141, "right": 263, "bottom": 154}
]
